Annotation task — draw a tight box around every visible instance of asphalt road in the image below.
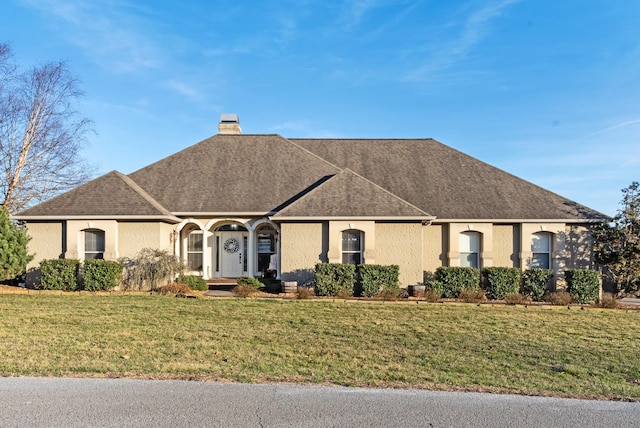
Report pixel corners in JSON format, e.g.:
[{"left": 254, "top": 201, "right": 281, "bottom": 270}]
[{"left": 1, "top": 377, "right": 639, "bottom": 427}]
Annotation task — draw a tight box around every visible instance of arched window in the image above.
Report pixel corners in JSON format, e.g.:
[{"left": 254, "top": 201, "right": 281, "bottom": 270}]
[
  {"left": 84, "top": 229, "right": 105, "bottom": 260},
  {"left": 531, "top": 232, "right": 552, "bottom": 269},
  {"left": 187, "top": 229, "right": 203, "bottom": 271},
  {"left": 257, "top": 224, "right": 276, "bottom": 273},
  {"left": 342, "top": 230, "right": 363, "bottom": 265},
  {"left": 459, "top": 231, "right": 480, "bottom": 268}
]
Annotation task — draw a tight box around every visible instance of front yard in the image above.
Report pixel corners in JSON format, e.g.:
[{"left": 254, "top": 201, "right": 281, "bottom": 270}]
[{"left": 1, "top": 292, "right": 639, "bottom": 401}]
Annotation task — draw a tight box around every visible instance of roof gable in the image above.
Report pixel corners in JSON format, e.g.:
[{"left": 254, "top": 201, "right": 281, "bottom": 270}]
[
  {"left": 128, "top": 134, "right": 341, "bottom": 213},
  {"left": 15, "top": 171, "right": 174, "bottom": 219},
  {"left": 273, "top": 168, "right": 433, "bottom": 219}
]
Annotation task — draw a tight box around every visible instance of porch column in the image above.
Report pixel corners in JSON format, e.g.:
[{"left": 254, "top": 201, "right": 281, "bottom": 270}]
[
  {"left": 247, "top": 225, "right": 256, "bottom": 276},
  {"left": 202, "top": 229, "right": 211, "bottom": 280}
]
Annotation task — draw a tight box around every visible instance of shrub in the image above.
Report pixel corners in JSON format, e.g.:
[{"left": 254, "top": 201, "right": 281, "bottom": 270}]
[
  {"left": 435, "top": 267, "right": 480, "bottom": 298},
  {"left": 505, "top": 293, "right": 529, "bottom": 305},
  {"left": 157, "top": 283, "right": 192, "bottom": 295},
  {"left": 565, "top": 269, "right": 600, "bottom": 304},
  {"left": 424, "top": 288, "right": 441, "bottom": 302},
  {"left": 458, "top": 287, "right": 486, "bottom": 303},
  {"left": 481, "top": 267, "right": 521, "bottom": 300},
  {"left": 357, "top": 264, "right": 400, "bottom": 297},
  {"left": 423, "top": 280, "right": 444, "bottom": 297},
  {"left": 598, "top": 292, "right": 619, "bottom": 309},
  {"left": 82, "top": 259, "right": 123, "bottom": 291},
  {"left": 237, "top": 276, "right": 263, "bottom": 289},
  {"left": 521, "top": 269, "right": 553, "bottom": 301},
  {"left": 544, "top": 291, "right": 573, "bottom": 306},
  {"left": 119, "top": 248, "right": 184, "bottom": 291},
  {"left": 314, "top": 263, "right": 355, "bottom": 297},
  {"left": 233, "top": 283, "right": 260, "bottom": 298},
  {"left": 177, "top": 274, "right": 208, "bottom": 291},
  {"left": 373, "top": 286, "right": 403, "bottom": 301},
  {"left": 296, "top": 286, "right": 315, "bottom": 300},
  {"left": 40, "top": 259, "right": 80, "bottom": 291}
]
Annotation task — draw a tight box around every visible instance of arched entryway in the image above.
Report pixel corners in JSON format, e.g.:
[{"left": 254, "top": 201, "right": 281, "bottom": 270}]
[{"left": 213, "top": 224, "right": 249, "bottom": 278}]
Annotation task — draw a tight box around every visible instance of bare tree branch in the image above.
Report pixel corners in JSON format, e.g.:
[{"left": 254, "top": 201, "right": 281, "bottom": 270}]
[{"left": 0, "top": 42, "right": 94, "bottom": 214}]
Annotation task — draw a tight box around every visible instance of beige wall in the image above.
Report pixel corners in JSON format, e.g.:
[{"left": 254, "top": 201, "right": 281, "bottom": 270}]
[
  {"left": 375, "top": 222, "right": 423, "bottom": 286},
  {"left": 280, "top": 222, "right": 325, "bottom": 284},
  {"left": 118, "top": 222, "right": 173, "bottom": 259},
  {"left": 24, "top": 222, "right": 64, "bottom": 286},
  {"left": 492, "top": 224, "right": 520, "bottom": 268},
  {"left": 423, "top": 223, "right": 446, "bottom": 275},
  {"left": 565, "top": 224, "right": 593, "bottom": 269}
]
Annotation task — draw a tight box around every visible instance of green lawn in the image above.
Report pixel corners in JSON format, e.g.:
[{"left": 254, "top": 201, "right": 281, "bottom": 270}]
[{"left": 1, "top": 293, "right": 639, "bottom": 401}]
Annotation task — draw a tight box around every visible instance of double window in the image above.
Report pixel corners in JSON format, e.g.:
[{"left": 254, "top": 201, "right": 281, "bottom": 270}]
[
  {"left": 531, "top": 232, "right": 552, "bottom": 269},
  {"left": 342, "top": 230, "right": 363, "bottom": 265},
  {"left": 84, "top": 229, "right": 105, "bottom": 260},
  {"left": 459, "top": 231, "right": 480, "bottom": 268}
]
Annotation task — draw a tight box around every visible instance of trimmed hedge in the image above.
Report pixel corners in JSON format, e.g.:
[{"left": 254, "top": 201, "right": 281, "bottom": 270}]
[
  {"left": 314, "top": 263, "right": 355, "bottom": 297},
  {"left": 83, "top": 259, "right": 123, "bottom": 291},
  {"left": 40, "top": 259, "right": 80, "bottom": 291},
  {"left": 481, "top": 267, "right": 521, "bottom": 300},
  {"left": 177, "top": 274, "right": 208, "bottom": 291},
  {"left": 358, "top": 264, "right": 400, "bottom": 297},
  {"left": 521, "top": 268, "right": 553, "bottom": 301},
  {"left": 435, "top": 267, "right": 480, "bottom": 298},
  {"left": 424, "top": 280, "right": 444, "bottom": 297},
  {"left": 565, "top": 269, "right": 600, "bottom": 304}
]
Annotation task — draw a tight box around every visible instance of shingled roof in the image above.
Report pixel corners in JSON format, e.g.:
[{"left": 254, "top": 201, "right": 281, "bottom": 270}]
[
  {"left": 16, "top": 171, "right": 177, "bottom": 220},
  {"left": 292, "top": 138, "right": 606, "bottom": 221},
  {"left": 128, "top": 134, "right": 340, "bottom": 214},
  {"left": 272, "top": 168, "right": 433, "bottom": 219},
  {"left": 16, "top": 134, "right": 607, "bottom": 222}
]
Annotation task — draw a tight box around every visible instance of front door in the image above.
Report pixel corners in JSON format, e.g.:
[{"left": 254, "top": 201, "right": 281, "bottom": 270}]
[{"left": 220, "top": 232, "right": 246, "bottom": 277}]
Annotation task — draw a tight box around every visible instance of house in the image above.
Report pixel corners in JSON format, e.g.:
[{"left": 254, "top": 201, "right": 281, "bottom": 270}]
[{"left": 14, "top": 114, "right": 607, "bottom": 288}]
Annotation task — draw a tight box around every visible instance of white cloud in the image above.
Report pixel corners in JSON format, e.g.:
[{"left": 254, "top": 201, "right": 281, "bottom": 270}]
[
  {"left": 404, "top": 0, "right": 522, "bottom": 82},
  {"left": 20, "top": 0, "right": 164, "bottom": 73}
]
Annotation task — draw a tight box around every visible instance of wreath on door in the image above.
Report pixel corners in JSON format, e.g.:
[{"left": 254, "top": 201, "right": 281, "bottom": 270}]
[{"left": 223, "top": 238, "right": 240, "bottom": 253}]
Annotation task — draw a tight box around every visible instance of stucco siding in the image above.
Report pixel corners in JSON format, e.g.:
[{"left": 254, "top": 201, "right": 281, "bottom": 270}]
[
  {"left": 280, "top": 222, "right": 325, "bottom": 284},
  {"left": 423, "top": 224, "right": 445, "bottom": 274},
  {"left": 565, "top": 225, "right": 593, "bottom": 269},
  {"left": 118, "top": 222, "right": 172, "bottom": 258},
  {"left": 24, "top": 222, "right": 64, "bottom": 287},
  {"left": 493, "top": 224, "right": 520, "bottom": 268},
  {"left": 25, "top": 222, "right": 64, "bottom": 270},
  {"left": 375, "top": 223, "right": 422, "bottom": 287}
]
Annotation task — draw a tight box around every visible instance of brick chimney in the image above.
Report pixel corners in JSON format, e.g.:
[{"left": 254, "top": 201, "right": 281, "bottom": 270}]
[{"left": 218, "top": 114, "right": 242, "bottom": 134}]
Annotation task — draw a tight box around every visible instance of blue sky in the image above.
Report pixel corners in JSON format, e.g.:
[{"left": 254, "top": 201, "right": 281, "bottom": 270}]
[{"left": 2, "top": 0, "right": 638, "bottom": 216}]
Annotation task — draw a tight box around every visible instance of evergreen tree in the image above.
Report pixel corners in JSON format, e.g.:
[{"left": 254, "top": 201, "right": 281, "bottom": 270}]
[
  {"left": 593, "top": 182, "right": 640, "bottom": 294},
  {"left": 0, "top": 207, "right": 33, "bottom": 281}
]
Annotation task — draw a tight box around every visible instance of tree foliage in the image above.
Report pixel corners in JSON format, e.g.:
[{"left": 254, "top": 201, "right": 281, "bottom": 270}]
[
  {"left": 592, "top": 182, "right": 640, "bottom": 294},
  {"left": 0, "top": 206, "right": 32, "bottom": 280},
  {"left": 0, "top": 42, "right": 92, "bottom": 214}
]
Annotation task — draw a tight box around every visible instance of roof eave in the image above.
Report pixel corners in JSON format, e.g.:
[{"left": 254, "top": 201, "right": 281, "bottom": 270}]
[
  {"left": 269, "top": 215, "right": 436, "bottom": 221},
  {"left": 13, "top": 215, "right": 182, "bottom": 223}
]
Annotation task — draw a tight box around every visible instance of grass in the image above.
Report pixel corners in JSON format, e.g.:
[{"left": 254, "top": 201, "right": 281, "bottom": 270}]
[{"left": 1, "top": 293, "right": 640, "bottom": 401}]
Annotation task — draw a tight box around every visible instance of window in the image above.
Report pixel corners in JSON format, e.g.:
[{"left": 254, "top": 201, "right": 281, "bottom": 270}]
[
  {"left": 257, "top": 224, "right": 276, "bottom": 273},
  {"left": 459, "top": 231, "right": 480, "bottom": 268},
  {"left": 84, "top": 229, "right": 105, "bottom": 260},
  {"left": 531, "top": 232, "right": 552, "bottom": 269},
  {"left": 187, "top": 230, "right": 203, "bottom": 271},
  {"left": 342, "top": 230, "right": 363, "bottom": 265}
]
